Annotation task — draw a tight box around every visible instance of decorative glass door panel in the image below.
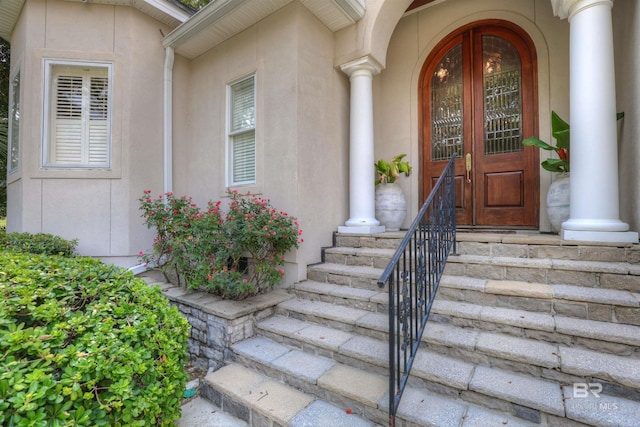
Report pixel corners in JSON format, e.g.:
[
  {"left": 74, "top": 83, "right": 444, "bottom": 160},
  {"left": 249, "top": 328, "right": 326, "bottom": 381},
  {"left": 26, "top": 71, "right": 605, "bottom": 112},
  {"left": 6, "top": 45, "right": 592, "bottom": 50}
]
[
  {"left": 431, "top": 43, "right": 463, "bottom": 161},
  {"left": 483, "top": 35, "right": 523, "bottom": 156},
  {"left": 421, "top": 21, "right": 539, "bottom": 227}
]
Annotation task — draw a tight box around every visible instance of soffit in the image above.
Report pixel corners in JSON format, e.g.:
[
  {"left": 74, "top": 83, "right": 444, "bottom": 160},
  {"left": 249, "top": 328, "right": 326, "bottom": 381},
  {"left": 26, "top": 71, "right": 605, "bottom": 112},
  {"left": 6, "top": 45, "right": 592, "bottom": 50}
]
[
  {"left": 62, "top": 0, "right": 192, "bottom": 27},
  {"left": 0, "top": 0, "right": 25, "bottom": 41},
  {"left": 163, "top": 0, "right": 365, "bottom": 60}
]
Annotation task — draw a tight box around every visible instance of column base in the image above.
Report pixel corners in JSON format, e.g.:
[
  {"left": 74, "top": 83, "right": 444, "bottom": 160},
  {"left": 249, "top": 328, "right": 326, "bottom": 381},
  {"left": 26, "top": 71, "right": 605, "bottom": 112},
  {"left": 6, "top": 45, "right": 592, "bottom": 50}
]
[
  {"left": 338, "top": 225, "right": 386, "bottom": 235},
  {"left": 561, "top": 229, "right": 639, "bottom": 244}
]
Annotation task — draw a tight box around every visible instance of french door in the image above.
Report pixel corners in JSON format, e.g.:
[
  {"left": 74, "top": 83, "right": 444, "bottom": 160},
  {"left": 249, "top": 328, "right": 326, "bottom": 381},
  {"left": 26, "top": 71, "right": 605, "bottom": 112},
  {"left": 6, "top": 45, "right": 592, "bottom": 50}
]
[{"left": 420, "top": 21, "right": 539, "bottom": 227}]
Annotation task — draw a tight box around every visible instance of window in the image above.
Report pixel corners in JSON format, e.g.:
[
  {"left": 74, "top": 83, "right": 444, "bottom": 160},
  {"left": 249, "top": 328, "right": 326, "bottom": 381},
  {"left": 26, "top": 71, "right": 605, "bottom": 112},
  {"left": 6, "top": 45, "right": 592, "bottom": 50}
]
[
  {"left": 228, "top": 75, "right": 256, "bottom": 185},
  {"left": 43, "top": 61, "right": 112, "bottom": 168},
  {"left": 8, "top": 71, "right": 20, "bottom": 172}
]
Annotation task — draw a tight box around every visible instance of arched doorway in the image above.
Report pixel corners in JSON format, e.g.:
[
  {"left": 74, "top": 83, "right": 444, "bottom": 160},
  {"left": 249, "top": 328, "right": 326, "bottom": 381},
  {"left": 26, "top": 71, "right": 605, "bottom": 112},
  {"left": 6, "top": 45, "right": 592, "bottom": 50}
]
[{"left": 420, "top": 20, "right": 539, "bottom": 227}]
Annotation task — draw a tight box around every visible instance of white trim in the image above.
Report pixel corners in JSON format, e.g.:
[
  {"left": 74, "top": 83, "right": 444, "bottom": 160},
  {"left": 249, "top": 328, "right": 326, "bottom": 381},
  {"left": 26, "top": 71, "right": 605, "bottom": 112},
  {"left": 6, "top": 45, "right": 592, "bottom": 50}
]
[
  {"left": 140, "top": 0, "right": 192, "bottom": 22},
  {"left": 164, "top": 47, "right": 174, "bottom": 195},
  {"left": 42, "top": 59, "right": 113, "bottom": 169},
  {"left": 162, "top": 0, "right": 246, "bottom": 49},
  {"left": 7, "top": 67, "right": 21, "bottom": 174},
  {"left": 226, "top": 73, "right": 257, "bottom": 187},
  {"left": 334, "top": 0, "right": 365, "bottom": 21}
]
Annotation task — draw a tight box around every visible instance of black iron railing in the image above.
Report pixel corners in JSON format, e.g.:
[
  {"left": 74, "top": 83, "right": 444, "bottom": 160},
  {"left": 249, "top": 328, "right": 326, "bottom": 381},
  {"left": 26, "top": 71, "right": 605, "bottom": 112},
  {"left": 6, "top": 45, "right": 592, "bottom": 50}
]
[{"left": 377, "top": 154, "right": 457, "bottom": 427}]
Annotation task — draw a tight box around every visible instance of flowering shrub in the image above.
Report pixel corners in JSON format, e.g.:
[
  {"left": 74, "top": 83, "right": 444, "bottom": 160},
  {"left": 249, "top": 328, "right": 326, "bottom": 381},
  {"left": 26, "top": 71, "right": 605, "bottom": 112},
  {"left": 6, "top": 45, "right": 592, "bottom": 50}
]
[{"left": 139, "top": 190, "right": 302, "bottom": 300}]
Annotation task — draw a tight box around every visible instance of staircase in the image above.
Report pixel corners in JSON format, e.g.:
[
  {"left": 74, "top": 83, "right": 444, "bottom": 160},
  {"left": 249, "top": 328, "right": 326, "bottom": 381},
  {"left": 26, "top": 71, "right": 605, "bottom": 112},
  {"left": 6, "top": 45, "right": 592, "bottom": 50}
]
[{"left": 199, "top": 231, "right": 640, "bottom": 426}]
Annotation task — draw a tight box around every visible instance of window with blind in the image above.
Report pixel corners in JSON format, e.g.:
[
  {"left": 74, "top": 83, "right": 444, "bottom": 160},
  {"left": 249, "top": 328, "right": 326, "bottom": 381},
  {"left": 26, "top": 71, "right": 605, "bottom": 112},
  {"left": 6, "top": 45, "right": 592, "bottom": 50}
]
[
  {"left": 228, "top": 75, "right": 256, "bottom": 185},
  {"left": 8, "top": 71, "right": 20, "bottom": 172},
  {"left": 43, "top": 61, "right": 111, "bottom": 168}
]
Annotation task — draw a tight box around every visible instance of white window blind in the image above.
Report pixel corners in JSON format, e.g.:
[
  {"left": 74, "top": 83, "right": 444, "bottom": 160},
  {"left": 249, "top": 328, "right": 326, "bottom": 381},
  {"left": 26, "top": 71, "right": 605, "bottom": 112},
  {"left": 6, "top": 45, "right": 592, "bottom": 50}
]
[
  {"left": 229, "top": 75, "right": 256, "bottom": 185},
  {"left": 46, "top": 62, "right": 111, "bottom": 167}
]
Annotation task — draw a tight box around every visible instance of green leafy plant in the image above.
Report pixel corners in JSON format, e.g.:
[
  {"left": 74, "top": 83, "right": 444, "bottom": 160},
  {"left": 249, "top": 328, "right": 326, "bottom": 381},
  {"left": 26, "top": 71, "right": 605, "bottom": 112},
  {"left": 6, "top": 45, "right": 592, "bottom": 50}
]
[
  {"left": 522, "top": 111, "right": 570, "bottom": 173},
  {"left": 0, "top": 251, "right": 190, "bottom": 426},
  {"left": 139, "top": 190, "right": 302, "bottom": 300},
  {"left": 523, "top": 111, "right": 624, "bottom": 173},
  {"left": 0, "top": 231, "right": 78, "bottom": 257},
  {"left": 374, "top": 154, "right": 412, "bottom": 185}
]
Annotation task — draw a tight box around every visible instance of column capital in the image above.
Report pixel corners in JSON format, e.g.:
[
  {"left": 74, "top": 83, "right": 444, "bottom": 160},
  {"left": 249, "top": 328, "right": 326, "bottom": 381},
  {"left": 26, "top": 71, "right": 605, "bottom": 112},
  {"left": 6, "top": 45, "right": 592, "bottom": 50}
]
[
  {"left": 339, "top": 56, "right": 383, "bottom": 78},
  {"left": 551, "top": 0, "right": 613, "bottom": 20}
]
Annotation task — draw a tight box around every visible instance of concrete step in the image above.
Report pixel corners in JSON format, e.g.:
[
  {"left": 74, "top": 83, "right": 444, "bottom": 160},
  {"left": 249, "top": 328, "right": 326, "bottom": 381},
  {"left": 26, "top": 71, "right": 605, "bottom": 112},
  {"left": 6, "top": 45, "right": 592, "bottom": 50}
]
[
  {"left": 438, "top": 275, "right": 640, "bottom": 326},
  {"left": 202, "top": 363, "right": 379, "bottom": 427},
  {"left": 178, "top": 397, "right": 249, "bottom": 427},
  {"left": 229, "top": 336, "right": 541, "bottom": 426}
]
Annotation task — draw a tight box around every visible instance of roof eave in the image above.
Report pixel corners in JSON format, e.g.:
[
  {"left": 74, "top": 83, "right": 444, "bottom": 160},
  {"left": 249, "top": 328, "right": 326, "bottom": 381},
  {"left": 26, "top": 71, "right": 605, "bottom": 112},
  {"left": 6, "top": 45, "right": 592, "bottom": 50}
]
[
  {"left": 0, "top": 0, "right": 25, "bottom": 42},
  {"left": 163, "top": 0, "right": 366, "bottom": 60}
]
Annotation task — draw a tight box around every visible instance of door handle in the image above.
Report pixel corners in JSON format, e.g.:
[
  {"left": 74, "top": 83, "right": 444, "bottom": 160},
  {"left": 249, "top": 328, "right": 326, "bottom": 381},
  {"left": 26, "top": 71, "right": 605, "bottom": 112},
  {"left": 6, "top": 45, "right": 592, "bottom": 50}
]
[{"left": 465, "top": 153, "right": 472, "bottom": 183}]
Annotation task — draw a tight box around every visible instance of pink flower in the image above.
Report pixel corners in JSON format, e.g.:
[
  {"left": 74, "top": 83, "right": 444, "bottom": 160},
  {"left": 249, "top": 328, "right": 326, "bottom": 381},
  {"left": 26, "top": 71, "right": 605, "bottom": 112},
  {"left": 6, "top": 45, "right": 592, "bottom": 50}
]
[
  {"left": 278, "top": 269, "right": 285, "bottom": 276},
  {"left": 138, "top": 251, "right": 144, "bottom": 256},
  {"left": 242, "top": 279, "right": 248, "bottom": 283}
]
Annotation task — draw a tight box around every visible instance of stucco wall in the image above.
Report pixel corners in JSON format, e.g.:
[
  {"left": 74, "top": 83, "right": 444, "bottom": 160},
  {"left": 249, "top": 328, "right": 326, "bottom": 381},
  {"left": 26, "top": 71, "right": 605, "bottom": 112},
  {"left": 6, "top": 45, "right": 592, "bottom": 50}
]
[
  {"left": 178, "top": 2, "right": 348, "bottom": 284},
  {"left": 6, "top": 0, "right": 174, "bottom": 264},
  {"left": 375, "top": 0, "right": 570, "bottom": 231},
  {"left": 613, "top": 1, "right": 640, "bottom": 232}
]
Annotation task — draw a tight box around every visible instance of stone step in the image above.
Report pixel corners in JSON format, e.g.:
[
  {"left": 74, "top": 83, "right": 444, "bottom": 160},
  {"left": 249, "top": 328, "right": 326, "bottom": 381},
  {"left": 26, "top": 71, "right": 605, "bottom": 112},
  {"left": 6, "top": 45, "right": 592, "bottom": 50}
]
[
  {"left": 323, "top": 246, "right": 396, "bottom": 269},
  {"left": 335, "top": 231, "right": 640, "bottom": 264},
  {"left": 445, "top": 253, "right": 640, "bottom": 291},
  {"left": 201, "top": 363, "right": 379, "bottom": 427},
  {"left": 276, "top": 291, "right": 640, "bottom": 358},
  {"left": 431, "top": 299, "right": 640, "bottom": 357},
  {"left": 290, "top": 280, "right": 388, "bottom": 312},
  {"left": 292, "top": 276, "right": 640, "bottom": 325},
  {"left": 306, "top": 262, "right": 384, "bottom": 290},
  {"left": 258, "top": 312, "right": 640, "bottom": 402},
  {"left": 438, "top": 276, "right": 640, "bottom": 325},
  {"left": 230, "top": 336, "right": 540, "bottom": 426},
  {"left": 423, "top": 322, "right": 640, "bottom": 401}
]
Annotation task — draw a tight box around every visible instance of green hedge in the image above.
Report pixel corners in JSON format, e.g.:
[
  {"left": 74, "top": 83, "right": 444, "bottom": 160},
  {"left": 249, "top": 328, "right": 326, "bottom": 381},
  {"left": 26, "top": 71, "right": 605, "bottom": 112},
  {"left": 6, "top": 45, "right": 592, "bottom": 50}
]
[
  {"left": 0, "top": 251, "right": 191, "bottom": 426},
  {"left": 0, "top": 231, "right": 77, "bottom": 257}
]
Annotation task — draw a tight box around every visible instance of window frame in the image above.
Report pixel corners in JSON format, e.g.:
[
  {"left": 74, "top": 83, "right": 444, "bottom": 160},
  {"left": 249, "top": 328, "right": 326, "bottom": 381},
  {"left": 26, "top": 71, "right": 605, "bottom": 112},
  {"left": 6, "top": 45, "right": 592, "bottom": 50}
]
[
  {"left": 42, "top": 59, "right": 113, "bottom": 169},
  {"left": 226, "top": 73, "right": 257, "bottom": 187},
  {"left": 7, "top": 68, "right": 21, "bottom": 174}
]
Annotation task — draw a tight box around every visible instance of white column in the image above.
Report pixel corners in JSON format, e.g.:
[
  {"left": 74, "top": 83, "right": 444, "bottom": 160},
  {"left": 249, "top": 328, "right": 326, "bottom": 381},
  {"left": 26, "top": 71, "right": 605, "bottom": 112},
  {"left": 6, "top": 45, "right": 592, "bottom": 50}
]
[
  {"left": 552, "top": 0, "right": 638, "bottom": 243},
  {"left": 338, "top": 56, "right": 385, "bottom": 234}
]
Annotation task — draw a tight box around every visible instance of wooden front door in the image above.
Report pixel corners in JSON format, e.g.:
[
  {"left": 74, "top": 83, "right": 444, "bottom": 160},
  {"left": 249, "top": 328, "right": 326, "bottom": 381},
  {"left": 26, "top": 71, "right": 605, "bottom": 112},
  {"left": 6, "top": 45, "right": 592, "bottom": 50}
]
[{"left": 420, "top": 21, "right": 539, "bottom": 227}]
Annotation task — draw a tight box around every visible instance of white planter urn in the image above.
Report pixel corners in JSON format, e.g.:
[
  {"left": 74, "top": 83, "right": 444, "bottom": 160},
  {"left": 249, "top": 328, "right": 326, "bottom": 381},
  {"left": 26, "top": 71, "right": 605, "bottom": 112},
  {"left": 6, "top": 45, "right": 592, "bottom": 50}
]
[
  {"left": 375, "top": 183, "right": 407, "bottom": 231},
  {"left": 546, "top": 172, "right": 570, "bottom": 233}
]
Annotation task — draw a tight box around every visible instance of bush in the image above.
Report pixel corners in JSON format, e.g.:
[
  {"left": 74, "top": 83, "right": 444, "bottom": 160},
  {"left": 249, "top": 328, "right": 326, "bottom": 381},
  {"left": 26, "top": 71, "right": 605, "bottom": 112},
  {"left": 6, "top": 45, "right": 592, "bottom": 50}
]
[
  {"left": 0, "top": 252, "right": 190, "bottom": 426},
  {"left": 139, "top": 190, "right": 303, "bottom": 300},
  {"left": 0, "top": 231, "right": 77, "bottom": 257}
]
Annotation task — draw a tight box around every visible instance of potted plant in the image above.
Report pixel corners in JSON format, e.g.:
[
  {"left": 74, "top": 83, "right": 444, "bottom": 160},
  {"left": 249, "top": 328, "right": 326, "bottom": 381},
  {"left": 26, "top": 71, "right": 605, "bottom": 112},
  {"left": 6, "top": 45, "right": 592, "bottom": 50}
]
[
  {"left": 374, "top": 154, "right": 412, "bottom": 231},
  {"left": 523, "top": 111, "right": 624, "bottom": 232},
  {"left": 522, "top": 111, "right": 571, "bottom": 233}
]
